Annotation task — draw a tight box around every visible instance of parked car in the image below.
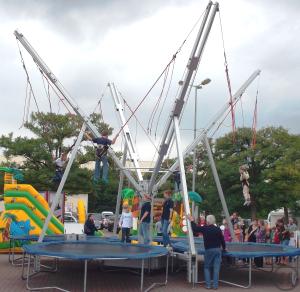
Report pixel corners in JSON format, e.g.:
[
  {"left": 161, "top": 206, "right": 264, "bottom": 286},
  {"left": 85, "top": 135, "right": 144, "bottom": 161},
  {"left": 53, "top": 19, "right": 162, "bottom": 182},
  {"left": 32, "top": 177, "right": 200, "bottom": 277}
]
[
  {"left": 101, "top": 211, "right": 114, "bottom": 218},
  {"left": 107, "top": 215, "right": 121, "bottom": 233},
  {"left": 100, "top": 211, "right": 114, "bottom": 230}
]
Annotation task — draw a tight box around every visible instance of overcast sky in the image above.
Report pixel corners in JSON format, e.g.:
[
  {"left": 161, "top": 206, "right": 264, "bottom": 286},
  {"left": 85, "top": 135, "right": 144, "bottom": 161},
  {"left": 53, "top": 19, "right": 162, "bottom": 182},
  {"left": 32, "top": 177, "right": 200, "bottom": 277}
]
[{"left": 0, "top": 0, "right": 299, "bottom": 161}]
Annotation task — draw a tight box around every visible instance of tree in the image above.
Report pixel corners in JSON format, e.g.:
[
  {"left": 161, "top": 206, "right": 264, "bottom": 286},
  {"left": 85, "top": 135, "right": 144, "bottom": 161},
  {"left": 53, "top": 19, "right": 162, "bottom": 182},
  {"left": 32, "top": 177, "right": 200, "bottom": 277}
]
[
  {"left": 0, "top": 112, "right": 113, "bottom": 194},
  {"left": 193, "top": 127, "right": 300, "bottom": 220}
]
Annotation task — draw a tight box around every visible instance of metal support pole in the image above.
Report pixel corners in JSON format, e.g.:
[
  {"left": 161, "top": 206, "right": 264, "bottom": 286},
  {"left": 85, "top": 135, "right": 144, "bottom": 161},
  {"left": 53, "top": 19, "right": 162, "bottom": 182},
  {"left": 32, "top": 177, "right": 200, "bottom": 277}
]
[
  {"left": 153, "top": 70, "right": 261, "bottom": 192},
  {"left": 108, "top": 83, "right": 143, "bottom": 182},
  {"left": 140, "top": 259, "right": 145, "bottom": 292},
  {"left": 174, "top": 117, "right": 196, "bottom": 256},
  {"left": 192, "top": 87, "right": 197, "bottom": 194},
  {"left": 113, "top": 145, "right": 128, "bottom": 235},
  {"left": 83, "top": 260, "right": 88, "bottom": 292},
  {"left": 38, "top": 124, "right": 86, "bottom": 242},
  {"left": 14, "top": 30, "right": 142, "bottom": 193},
  {"left": 203, "top": 134, "right": 234, "bottom": 239},
  {"left": 147, "top": 1, "right": 216, "bottom": 193}
]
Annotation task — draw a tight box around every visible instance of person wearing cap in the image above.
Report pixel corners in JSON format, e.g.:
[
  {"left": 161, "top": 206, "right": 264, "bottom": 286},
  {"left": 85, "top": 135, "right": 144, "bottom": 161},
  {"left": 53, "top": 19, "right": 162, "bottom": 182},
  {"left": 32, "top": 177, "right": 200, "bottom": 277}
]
[
  {"left": 119, "top": 204, "right": 133, "bottom": 243},
  {"left": 140, "top": 194, "right": 152, "bottom": 245},
  {"left": 85, "top": 130, "right": 117, "bottom": 184}
]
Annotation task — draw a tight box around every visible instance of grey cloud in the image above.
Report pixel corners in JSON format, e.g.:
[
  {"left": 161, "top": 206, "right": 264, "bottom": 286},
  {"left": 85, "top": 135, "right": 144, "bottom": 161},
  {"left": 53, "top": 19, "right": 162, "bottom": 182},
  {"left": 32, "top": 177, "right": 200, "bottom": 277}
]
[{"left": 0, "top": 0, "right": 187, "bottom": 41}]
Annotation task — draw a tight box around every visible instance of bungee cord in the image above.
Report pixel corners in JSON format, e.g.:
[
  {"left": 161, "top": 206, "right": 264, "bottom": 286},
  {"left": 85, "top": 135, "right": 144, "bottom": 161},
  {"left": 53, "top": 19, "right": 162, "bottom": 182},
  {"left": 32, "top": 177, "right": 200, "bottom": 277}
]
[{"left": 218, "top": 10, "right": 236, "bottom": 142}]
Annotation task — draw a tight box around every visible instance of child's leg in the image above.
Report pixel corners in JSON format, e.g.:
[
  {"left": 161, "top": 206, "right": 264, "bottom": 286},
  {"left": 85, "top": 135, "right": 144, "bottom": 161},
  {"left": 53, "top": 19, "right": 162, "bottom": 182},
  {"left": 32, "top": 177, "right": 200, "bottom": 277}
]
[
  {"left": 125, "top": 228, "right": 130, "bottom": 243},
  {"left": 94, "top": 159, "right": 101, "bottom": 182},
  {"left": 243, "top": 184, "right": 250, "bottom": 200},
  {"left": 121, "top": 228, "right": 126, "bottom": 242}
]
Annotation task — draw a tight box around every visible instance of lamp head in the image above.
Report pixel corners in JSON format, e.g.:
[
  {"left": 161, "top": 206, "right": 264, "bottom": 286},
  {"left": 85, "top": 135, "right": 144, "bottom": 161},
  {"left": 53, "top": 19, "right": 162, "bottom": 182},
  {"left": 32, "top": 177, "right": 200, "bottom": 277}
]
[{"left": 200, "top": 78, "right": 211, "bottom": 85}]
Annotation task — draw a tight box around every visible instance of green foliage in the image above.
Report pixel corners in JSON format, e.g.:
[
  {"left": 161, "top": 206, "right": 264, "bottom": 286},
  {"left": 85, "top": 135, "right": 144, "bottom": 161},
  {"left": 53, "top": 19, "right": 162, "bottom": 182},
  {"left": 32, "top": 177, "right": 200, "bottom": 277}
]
[
  {"left": 1, "top": 111, "right": 299, "bottom": 220},
  {"left": 188, "top": 127, "right": 300, "bottom": 220},
  {"left": 0, "top": 112, "right": 119, "bottom": 202}
]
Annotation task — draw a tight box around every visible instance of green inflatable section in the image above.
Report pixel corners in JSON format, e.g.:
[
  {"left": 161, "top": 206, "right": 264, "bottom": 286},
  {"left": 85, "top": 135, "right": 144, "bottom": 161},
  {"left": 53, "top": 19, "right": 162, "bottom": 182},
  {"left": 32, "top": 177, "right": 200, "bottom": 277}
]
[
  {"left": 5, "top": 203, "right": 54, "bottom": 235},
  {"left": 5, "top": 191, "right": 64, "bottom": 233}
]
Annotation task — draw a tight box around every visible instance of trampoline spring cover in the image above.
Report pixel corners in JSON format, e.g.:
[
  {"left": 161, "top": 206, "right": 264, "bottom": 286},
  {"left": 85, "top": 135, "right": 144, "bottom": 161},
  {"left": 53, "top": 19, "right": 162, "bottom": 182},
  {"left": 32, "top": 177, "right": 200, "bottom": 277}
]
[
  {"left": 173, "top": 241, "right": 300, "bottom": 258},
  {"left": 23, "top": 241, "right": 168, "bottom": 260}
]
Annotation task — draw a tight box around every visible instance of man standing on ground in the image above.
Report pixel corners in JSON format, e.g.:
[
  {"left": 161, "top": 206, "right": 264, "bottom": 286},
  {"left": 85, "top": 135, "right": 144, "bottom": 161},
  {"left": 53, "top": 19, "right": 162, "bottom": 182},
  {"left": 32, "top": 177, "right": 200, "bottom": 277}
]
[
  {"left": 140, "top": 194, "right": 151, "bottom": 245},
  {"left": 188, "top": 214, "right": 226, "bottom": 290},
  {"left": 161, "top": 190, "right": 174, "bottom": 247}
]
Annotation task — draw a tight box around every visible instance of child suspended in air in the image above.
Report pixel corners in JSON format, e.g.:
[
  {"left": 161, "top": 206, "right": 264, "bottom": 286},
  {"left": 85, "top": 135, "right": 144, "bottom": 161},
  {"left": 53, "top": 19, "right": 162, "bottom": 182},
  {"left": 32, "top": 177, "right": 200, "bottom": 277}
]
[
  {"left": 85, "top": 130, "right": 117, "bottom": 184},
  {"left": 239, "top": 164, "right": 251, "bottom": 206},
  {"left": 173, "top": 168, "right": 181, "bottom": 193},
  {"left": 52, "top": 152, "right": 68, "bottom": 183}
]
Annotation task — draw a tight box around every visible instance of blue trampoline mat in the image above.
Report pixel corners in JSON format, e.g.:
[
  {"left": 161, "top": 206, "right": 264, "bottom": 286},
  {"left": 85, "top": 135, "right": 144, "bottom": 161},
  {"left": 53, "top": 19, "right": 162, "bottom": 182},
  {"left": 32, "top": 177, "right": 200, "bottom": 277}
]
[
  {"left": 23, "top": 241, "right": 168, "bottom": 260},
  {"left": 130, "top": 235, "right": 203, "bottom": 244},
  {"left": 10, "top": 234, "right": 119, "bottom": 242},
  {"left": 173, "top": 241, "right": 300, "bottom": 258}
]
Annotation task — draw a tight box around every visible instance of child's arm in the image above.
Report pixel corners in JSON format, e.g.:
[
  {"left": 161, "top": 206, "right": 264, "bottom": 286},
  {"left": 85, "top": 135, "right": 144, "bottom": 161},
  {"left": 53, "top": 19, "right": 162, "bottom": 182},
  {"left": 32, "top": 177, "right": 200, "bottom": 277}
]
[{"left": 119, "top": 214, "right": 123, "bottom": 227}]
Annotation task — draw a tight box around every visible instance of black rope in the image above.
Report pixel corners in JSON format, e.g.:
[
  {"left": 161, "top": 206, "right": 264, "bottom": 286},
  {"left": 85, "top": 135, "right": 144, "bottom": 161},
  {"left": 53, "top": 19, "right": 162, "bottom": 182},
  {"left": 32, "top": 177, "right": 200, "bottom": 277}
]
[
  {"left": 119, "top": 92, "right": 159, "bottom": 153},
  {"left": 114, "top": 7, "right": 207, "bottom": 141},
  {"left": 37, "top": 66, "right": 53, "bottom": 113},
  {"left": 154, "top": 60, "right": 176, "bottom": 138},
  {"left": 17, "top": 41, "right": 40, "bottom": 127},
  {"left": 147, "top": 64, "right": 170, "bottom": 135}
]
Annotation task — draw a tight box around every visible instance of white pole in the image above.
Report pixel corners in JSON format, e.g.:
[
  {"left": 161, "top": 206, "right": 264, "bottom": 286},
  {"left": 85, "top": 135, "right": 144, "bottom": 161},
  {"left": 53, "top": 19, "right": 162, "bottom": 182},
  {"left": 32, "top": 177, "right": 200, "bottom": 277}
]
[
  {"left": 38, "top": 124, "right": 86, "bottom": 242},
  {"left": 113, "top": 145, "right": 128, "bottom": 235},
  {"left": 147, "top": 1, "right": 216, "bottom": 193},
  {"left": 203, "top": 134, "right": 234, "bottom": 239},
  {"left": 174, "top": 117, "right": 196, "bottom": 256},
  {"left": 192, "top": 87, "right": 197, "bottom": 194},
  {"left": 108, "top": 83, "right": 143, "bottom": 182},
  {"left": 14, "top": 30, "right": 142, "bottom": 193},
  {"left": 153, "top": 70, "right": 261, "bottom": 192}
]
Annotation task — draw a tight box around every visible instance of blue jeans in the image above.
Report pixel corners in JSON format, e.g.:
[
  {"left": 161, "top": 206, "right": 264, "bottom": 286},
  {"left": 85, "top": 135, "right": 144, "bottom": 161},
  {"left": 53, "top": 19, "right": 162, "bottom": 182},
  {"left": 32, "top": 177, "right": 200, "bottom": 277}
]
[
  {"left": 174, "top": 181, "right": 181, "bottom": 193},
  {"left": 140, "top": 222, "right": 150, "bottom": 245},
  {"left": 162, "top": 219, "right": 171, "bottom": 246},
  {"left": 53, "top": 169, "right": 63, "bottom": 183},
  {"left": 204, "top": 248, "right": 222, "bottom": 289},
  {"left": 94, "top": 156, "right": 108, "bottom": 183},
  {"left": 121, "top": 227, "right": 131, "bottom": 243}
]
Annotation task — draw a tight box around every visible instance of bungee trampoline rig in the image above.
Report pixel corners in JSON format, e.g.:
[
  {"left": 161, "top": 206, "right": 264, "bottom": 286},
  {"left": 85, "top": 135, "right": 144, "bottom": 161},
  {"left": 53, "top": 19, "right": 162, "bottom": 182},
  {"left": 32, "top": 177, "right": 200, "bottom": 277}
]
[{"left": 9, "top": 0, "right": 300, "bottom": 291}]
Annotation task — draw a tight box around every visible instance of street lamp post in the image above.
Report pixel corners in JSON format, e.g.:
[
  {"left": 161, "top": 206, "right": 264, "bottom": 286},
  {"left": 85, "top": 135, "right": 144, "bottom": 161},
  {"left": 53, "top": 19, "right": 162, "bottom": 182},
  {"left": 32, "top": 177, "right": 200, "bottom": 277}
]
[
  {"left": 191, "top": 78, "right": 211, "bottom": 192},
  {"left": 191, "top": 78, "right": 211, "bottom": 218}
]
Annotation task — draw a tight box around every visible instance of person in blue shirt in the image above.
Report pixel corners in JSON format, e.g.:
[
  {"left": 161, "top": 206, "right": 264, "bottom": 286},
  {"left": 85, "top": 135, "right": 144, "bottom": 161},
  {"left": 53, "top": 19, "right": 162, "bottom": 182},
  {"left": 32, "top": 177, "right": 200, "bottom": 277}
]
[
  {"left": 139, "top": 194, "right": 152, "bottom": 245},
  {"left": 187, "top": 214, "right": 226, "bottom": 290},
  {"left": 161, "top": 190, "right": 174, "bottom": 247},
  {"left": 85, "top": 130, "right": 117, "bottom": 184}
]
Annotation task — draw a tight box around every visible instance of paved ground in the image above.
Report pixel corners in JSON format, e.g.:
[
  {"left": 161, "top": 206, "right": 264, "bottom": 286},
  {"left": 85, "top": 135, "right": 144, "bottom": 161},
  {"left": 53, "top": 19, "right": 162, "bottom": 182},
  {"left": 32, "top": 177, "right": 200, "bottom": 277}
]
[{"left": 0, "top": 253, "right": 299, "bottom": 292}]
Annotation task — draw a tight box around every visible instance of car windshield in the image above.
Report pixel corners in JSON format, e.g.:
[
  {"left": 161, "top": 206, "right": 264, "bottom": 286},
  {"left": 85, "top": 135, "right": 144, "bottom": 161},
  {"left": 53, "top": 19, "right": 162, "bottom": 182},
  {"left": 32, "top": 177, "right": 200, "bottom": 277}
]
[{"left": 64, "top": 216, "right": 76, "bottom": 223}]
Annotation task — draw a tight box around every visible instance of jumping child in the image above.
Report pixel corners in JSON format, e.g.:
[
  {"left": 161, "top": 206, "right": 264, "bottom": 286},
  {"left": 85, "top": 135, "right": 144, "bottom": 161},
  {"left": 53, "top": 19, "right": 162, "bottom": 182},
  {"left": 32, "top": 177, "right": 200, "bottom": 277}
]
[
  {"left": 53, "top": 152, "right": 68, "bottom": 183},
  {"left": 85, "top": 130, "right": 118, "bottom": 184},
  {"left": 239, "top": 164, "right": 251, "bottom": 206}
]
